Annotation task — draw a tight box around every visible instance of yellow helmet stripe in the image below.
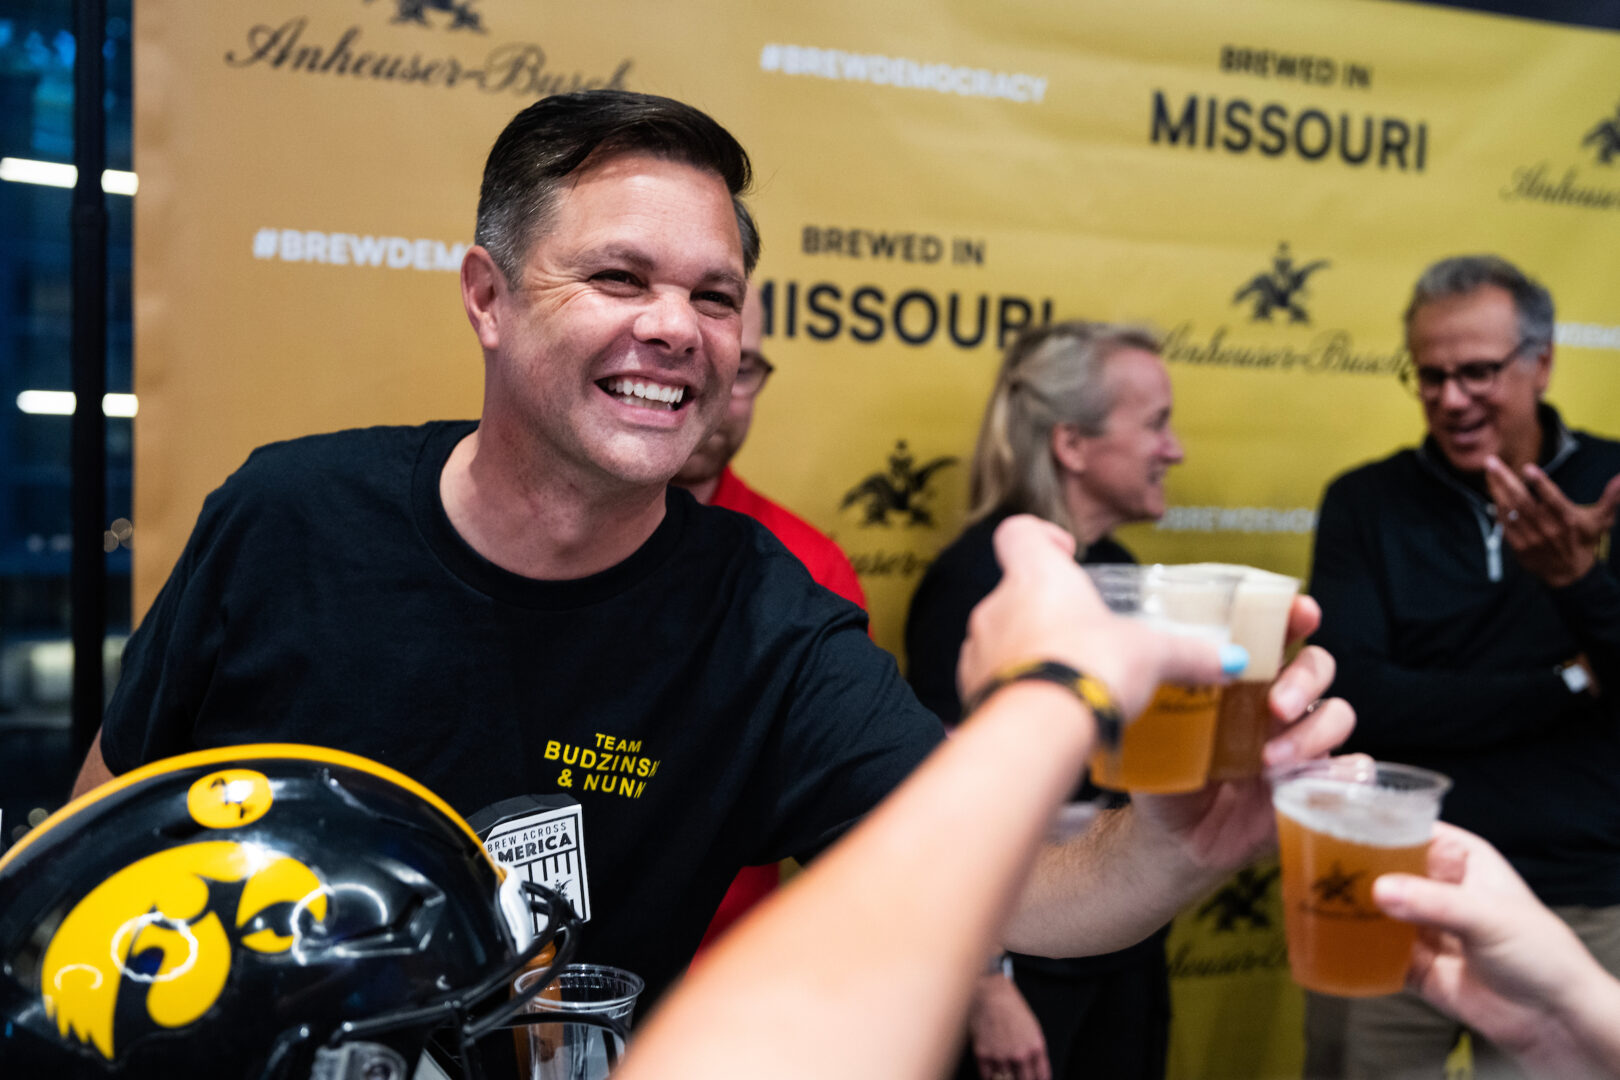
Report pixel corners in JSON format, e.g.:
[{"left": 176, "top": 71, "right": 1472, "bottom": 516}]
[{"left": 0, "top": 743, "right": 502, "bottom": 879}]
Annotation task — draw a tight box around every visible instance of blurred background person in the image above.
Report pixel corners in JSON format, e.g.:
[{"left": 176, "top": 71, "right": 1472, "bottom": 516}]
[
  {"left": 1309, "top": 254, "right": 1620, "bottom": 1080},
  {"left": 905, "top": 322, "right": 1184, "bottom": 1080},
  {"left": 674, "top": 282, "right": 867, "bottom": 954}
]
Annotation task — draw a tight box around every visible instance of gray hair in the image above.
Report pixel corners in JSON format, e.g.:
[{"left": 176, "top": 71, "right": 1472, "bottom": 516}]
[
  {"left": 1404, "top": 254, "right": 1555, "bottom": 354},
  {"left": 967, "top": 321, "right": 1162, "bottom": 533}
]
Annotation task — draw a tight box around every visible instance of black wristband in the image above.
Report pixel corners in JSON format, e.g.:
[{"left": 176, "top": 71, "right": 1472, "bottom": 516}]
[{"left": 962, "top": 660, "right": 1124, "bottom": 751}]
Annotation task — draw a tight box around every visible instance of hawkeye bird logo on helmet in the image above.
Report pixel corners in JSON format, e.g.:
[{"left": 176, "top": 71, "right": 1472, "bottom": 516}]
[
  {"left": 0, "top": 744, "right": 604, "bottom": 1080},
  {"left": 42, "top": 771, "right": 327, "bottom": 1060}
]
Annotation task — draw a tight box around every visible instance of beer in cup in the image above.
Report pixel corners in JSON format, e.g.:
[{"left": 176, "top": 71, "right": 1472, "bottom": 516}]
[
  {"left": 1084, "top": 564, "right": 1241, "bottom": 793},
  {"left": 1184, "top": 565, "right": 1301, "bottom": 781},
  {"left": 1271, "top": 758, "right": 1450, "bottom": 997}
]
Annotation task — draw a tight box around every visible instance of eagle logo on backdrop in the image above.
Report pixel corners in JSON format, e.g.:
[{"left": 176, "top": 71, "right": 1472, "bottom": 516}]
[
  {"left": 1233, "top": 243, "right": 1330, "bottom": 325},
  {"left": 37, "top": 769, "right": 328, "bottom": 1060},
  {"left": 1583, "top": 101, "right": 1620, "bottom": 164},
  {"left": 842, "top": 440, "right": 957, "bottom": 527},
  {"left": 1195, "top": 865, "right": 1279, "bottom": 933},
  {"left": 365, "top": 0, "right": 485, "bottom": 32}
]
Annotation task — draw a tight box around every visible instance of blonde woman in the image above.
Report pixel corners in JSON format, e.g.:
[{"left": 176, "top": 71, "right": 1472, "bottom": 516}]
[{"left": 905, "top": 322, "right": 1184, "bottom": 1080}]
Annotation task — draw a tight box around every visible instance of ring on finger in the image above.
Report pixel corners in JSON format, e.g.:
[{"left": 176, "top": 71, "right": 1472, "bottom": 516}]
[
  {"left": 1304, "top": 697, "right": 1325, "bottom": 715},
  {"left": 1506, "top": 509, "right": 1520, "bottom": 523}
]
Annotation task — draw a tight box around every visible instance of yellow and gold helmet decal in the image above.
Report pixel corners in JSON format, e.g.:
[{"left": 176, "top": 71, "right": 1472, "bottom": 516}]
[
  {"left": 186, "top": 768, "right": 274, "bottom": 828},
  {"left": 42, "top": 840, "right": 325, "bottom": 1059},
  {"left": 2, "top": 745, "right": 501, "bottom": 1061}
]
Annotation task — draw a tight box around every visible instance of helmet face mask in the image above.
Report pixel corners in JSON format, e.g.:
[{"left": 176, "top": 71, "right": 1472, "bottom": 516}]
[{"left": 0, "top": 745, "right": 587, "bottom": 1080}]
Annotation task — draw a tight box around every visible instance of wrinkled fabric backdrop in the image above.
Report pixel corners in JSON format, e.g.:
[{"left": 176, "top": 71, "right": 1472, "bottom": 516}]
[{"left": 134, "top": 3, "right": 1620, "bottom": 1075}]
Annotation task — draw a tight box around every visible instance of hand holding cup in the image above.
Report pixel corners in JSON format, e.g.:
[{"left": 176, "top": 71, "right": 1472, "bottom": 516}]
[{"left": 957, "top": 516, "right": 1240, "bottom": 725}]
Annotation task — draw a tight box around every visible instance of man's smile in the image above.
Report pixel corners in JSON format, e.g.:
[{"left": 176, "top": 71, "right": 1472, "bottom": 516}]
[
  {"left": 598, "top": 376, "right": 690, "bottom": 411},
  {"left": 1437, "top": 414, "right": 1490, "bottom": 446}
]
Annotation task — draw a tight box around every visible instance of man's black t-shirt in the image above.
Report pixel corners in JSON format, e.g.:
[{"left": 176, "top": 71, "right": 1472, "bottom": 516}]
[{"left": 103, "top": 421, "right": 943, "bottom": 1005}]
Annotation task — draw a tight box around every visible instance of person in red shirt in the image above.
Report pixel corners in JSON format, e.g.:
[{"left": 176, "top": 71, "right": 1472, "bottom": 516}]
[{"left": 674, "top": 283, "right": 867, "bottom": 951}]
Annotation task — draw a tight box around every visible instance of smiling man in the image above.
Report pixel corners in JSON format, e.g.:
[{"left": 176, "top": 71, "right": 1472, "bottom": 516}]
[
  {"left": 75, "top": 93, "right": 933, "bottom": 1015},
  {"left": 1308, "top": 254, "right": 1620, "bottom": 1080},
  {"left": 74, "top": 92, "right": 1347, "bottom": 1051}
]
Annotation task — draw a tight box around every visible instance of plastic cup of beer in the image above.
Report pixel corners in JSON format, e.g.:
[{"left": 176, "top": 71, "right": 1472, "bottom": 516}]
[
  {"left": 1271, "top": 758, "right": 1451, "bottom": 997},
  {"left": 1185, "top": 565, "right": 1301, "bottom": 781},
  {"left": 1084, "top": 564, "right": 1242, "bottom": 793}
]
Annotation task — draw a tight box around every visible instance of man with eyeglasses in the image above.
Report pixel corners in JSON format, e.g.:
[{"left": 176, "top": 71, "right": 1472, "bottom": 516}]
[
  {"left": 1306, "top": 254, "right": 1620, "bottom": 1080},
  {"left": 674, "top": 282, "right": 866, "bottom": 953}
]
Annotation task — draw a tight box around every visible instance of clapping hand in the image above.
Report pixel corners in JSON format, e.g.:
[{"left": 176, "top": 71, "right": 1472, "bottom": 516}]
[{"left": 1484, "top": 456, "right": 1620, "bottom": 589}]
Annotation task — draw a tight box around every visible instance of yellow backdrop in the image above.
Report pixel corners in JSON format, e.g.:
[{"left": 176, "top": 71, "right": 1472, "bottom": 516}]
[{"left": 134, "top": 3, "right": 1620, "bottom": 1076}]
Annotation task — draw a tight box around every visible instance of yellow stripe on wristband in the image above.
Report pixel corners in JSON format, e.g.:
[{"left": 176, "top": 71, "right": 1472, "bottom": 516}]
[{"left": 963, "top": 660, "right": 1124, "bottom": 751}]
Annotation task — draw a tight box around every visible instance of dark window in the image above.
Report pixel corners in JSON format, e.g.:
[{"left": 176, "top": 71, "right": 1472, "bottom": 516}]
[{"left": 0, "top": 4, "right": 133, "bottom": 846}]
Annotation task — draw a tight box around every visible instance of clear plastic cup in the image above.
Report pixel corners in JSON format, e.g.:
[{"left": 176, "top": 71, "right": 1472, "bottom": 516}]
[
  {"left": 1084, "top": 564, "right": 1242, "bottom": 793},
  {"left": 1271, "top": 758, "right": 1450, "bottom": 997},
  {"left": 515, "top": 963, "right": 644, "bottom": 1080},
  {"left": 1181, "top": 565, "right": 1301, "bottom": 781}
]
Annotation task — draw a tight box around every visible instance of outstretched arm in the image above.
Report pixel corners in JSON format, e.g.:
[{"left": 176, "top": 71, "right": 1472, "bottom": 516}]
[
  {"left": 1375, "top": 823, "right": 1620, "bottom": 1080},
  {"left": 615, "top": 516, "right": 1228, "bottom": 1080}
]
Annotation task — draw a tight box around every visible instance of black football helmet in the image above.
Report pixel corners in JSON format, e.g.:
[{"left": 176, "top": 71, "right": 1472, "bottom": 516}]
[{"left": 0, "top": 743, "right": 606, "bottom": 1079}]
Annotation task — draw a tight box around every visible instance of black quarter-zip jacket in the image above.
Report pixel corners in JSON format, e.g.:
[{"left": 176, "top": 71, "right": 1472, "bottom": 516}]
[{"left": 1310, "top": 404, "right": 1620, "bottom": 905}]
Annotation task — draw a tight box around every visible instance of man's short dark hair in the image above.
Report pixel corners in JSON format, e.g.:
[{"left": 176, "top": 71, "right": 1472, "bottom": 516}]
[
  {"left": 1404, "top": 254, "right": 1555, "bottom": 352},
  {"left": 475, "top": 90, "right": 760, "bottom": 283}
]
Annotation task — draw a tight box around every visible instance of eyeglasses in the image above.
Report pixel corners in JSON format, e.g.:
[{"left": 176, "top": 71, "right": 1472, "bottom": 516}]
[
  {"left": 733, "top": 352, "right": 775, "bottom": 397},
  {"left": 1399, "top": 339, "right": 1533, "bottom": 400}
]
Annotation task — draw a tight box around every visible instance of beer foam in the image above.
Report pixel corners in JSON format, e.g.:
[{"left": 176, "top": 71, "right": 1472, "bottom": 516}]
[
  {"left": 1181, "top": 564, "right": 1298, "bottom": 680},
  {"left": 1182, "top": 562, "right": 1297, "bottom": 590},
  {"left": 1137, "top": 615, "right": 1230, "bottom": 646},
  {"left": 1274, "top": 777, "right": 1437, "bottom": 848},
  {"left": 1144, "top": 567, "right": 1239, "bottom": 626}
]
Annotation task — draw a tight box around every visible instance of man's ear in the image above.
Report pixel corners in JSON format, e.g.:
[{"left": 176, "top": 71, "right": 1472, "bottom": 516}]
[
  {"left": 1051, "top": 423, "right": 1088, "bottom": 474},
  {"left": 462, "top": 245, "right": 506, "bottom": 351},
  {"left": 1531, "top": 341, "right": 1554, "bottom": 397}
]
